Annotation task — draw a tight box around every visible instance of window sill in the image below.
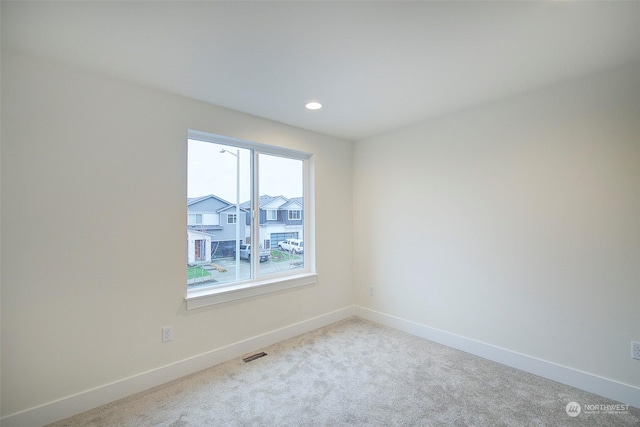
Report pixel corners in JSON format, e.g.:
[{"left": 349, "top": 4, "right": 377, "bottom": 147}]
[{"left": 185, "top": 272, "right": 318, "bottom": 309}]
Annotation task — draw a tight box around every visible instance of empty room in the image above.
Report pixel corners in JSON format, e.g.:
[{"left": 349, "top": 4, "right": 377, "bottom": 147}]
[{"left": 1, "top": 1, "right": 639, "bottom": 426}]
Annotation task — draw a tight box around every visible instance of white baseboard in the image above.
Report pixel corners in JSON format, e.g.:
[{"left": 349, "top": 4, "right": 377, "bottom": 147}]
[
  {"left": 1, "top": 306, "right": 355, "bottom": 427},
  {"left": 354, "top": 306, "right": 640, "bottom": 409}
]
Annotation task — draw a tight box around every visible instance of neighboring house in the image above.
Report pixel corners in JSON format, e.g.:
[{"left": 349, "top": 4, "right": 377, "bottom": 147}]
[
  {"left": 187, "top": 194, "right": 247, "bottom": 263},
  {"left": 241, "top": 195, "right": 303, "bottom": 250},
  {"left": 187, "top": 194, "right": 302, "bottom": 264}
]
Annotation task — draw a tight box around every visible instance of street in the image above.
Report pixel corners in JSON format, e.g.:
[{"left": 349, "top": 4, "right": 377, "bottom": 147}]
[{"left": 188, "top": 252, "right": 303, "bottom": 289}]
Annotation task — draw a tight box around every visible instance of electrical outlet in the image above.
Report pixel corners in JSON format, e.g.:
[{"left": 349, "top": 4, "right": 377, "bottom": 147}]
[
  {"left": 369, "top": 287, "right": 374, "bottom": 296},
  {"left": 162, "top": 326, "right": 173, "bottom": 343},
  {"left": 632, "top": 341, "right": 640, "bottom": 360}
]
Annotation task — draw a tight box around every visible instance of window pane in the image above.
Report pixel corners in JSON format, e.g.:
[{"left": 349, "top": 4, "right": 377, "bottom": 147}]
[
  {"left": 187, "top": 139, "right": 251, "bottom": 289},
  {"left": 258, "top": 153, "right": 304, "bottom": 275}
]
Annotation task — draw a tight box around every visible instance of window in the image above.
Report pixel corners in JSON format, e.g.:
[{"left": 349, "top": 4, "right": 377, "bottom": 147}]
[
  {"left": 188, "top": 213, "right": 203, "bottom": 225},
  {"left": 288, "top": 210, "right": 301, "bottom": 220},
  {"left": 186, "top": 130, "right": 316, "bottom": 308}
]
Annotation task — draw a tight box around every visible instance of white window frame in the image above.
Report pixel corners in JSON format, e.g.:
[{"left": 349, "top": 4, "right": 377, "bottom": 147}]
[
  {"left": 185, "top": 130, "right": 317, "bottom": 309},
  {"left": 266, "top": 209, "right": 278, "bottom": 221},
  {"left": 188, "top": 213, "right": 203, "bottom": 225},
  {"left": 227, "top": 213, "right": 237, "bottom": 224},
  {"left": 288, "top": 210, "right": 301, "bottom": 220}
]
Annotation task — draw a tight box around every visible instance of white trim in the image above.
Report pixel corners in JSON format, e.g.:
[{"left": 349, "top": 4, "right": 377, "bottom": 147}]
[
  {"left": 187, "top": 129, "right": 316, "bottom": 307},
  {"left": 288, "top": 209, "right": 302, "bottom": 220},
  {"left": 0, "top": 306, "right": 356, "bottom": 427},
  {"left": 266, "top": 209, "right": 277, "bottom": 221},
  {"left": 187, "top": 213, "right": 203, "bottom": 225},
  {"left": 354, "top": 306, "right": 640, "bottom": 409},
  {"left": 306, "top": 156, "right": 315, "bottom": 272},
  {"left": 186, "top": 273, "right": 318, "bottom": 309}
]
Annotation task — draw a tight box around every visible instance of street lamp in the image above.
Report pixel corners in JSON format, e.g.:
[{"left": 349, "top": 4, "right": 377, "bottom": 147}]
[{"left": 220, "top": 149, "right": 241, "bottom": 281}]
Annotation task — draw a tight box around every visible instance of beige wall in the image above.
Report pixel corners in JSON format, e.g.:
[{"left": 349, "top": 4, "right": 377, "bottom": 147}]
[
  {"left": 0, "top": 51, "right": 353, "bottom": 416},
  {"left": 353, "top": 63, "right": 640, "bottom": 388}
]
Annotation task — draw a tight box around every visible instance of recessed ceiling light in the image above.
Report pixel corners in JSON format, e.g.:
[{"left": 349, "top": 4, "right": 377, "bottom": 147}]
[{"left": 305, "top": 101, "right": 322, "bottom": 110}]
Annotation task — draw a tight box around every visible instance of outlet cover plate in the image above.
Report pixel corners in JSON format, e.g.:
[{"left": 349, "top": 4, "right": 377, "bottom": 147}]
[
  {"left": 162, "top": 326, "right": 173, "bottom": 343},
  {"left": 632, "top": 341, "right": 640, "bottom": 360}
]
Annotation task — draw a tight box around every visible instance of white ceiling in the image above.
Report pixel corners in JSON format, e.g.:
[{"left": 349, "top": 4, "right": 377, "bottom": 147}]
[{"left": 2, "top": 1, "right": 639, "bottom": 141}]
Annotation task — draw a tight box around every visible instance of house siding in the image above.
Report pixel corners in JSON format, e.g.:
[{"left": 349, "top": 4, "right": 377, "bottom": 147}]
[
  {"left": 188, "top": 196, "right": 247, "bottom": 242},
  {"left": 211, "top": 211, "right": 247, "bottom": 241}
]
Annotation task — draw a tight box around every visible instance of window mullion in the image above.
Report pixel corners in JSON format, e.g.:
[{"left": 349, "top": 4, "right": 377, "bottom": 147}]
[
  {"left": 303, "top": 156, "right": 312, "bottom": 271},
  {"left": 251, "top": 149, "right": 260, "bottom": 278}
]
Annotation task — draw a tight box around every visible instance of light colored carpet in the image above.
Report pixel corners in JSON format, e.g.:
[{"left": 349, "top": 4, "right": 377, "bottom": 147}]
[{"left": 49, "top": 317, "right": 639, "bottom": 426}]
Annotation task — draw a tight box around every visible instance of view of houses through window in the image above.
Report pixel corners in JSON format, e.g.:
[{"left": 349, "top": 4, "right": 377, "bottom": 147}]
[{"left": 187, "top": 136, "right": 305, "bottom": 289}]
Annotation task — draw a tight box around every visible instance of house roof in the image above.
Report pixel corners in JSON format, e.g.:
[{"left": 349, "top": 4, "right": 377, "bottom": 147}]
[
  {"left": 280, "top": 197, "right": 303, "bottom": 209},
  {"left": 187, "top": 194, "right": 233, "bottom": 207},
  {"left": 187, "top": 229, "right": 217, "bottom": 238},
  {"left": 217, "top": 205, "right": 249, "bottom": 214},
  {"left": 241, "top": 195, "right": 303, "bottom": 210}
]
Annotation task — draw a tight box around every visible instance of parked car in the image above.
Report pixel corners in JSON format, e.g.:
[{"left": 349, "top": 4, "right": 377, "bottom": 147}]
[
  {"left": 278, "top": 239, "right": 304, "bottom": 254},
  {"left": 239, "top": 244, "right": 270, "bottom": 262}
]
